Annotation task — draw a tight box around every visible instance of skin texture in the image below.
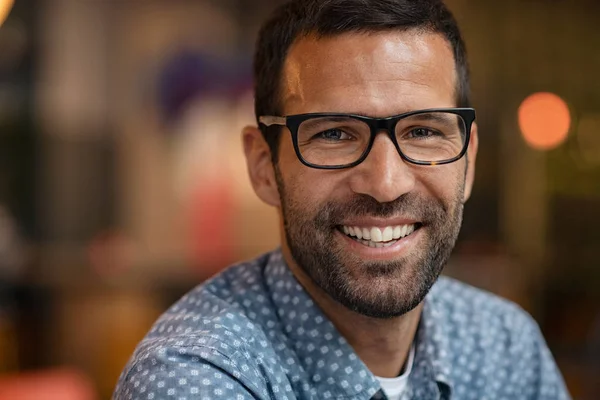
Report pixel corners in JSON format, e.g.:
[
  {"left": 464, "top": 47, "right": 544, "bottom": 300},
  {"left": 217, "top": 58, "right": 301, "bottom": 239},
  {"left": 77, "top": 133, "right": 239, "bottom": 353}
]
[{"left": 243, "top": 30, "right": 478, "bottom": 378}]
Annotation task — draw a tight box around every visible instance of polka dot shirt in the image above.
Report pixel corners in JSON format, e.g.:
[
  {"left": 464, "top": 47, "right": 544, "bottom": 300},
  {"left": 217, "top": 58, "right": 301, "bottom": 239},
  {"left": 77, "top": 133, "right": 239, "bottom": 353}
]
[{"left": 114, "top": 250, "right": 571, "bottom": 400}]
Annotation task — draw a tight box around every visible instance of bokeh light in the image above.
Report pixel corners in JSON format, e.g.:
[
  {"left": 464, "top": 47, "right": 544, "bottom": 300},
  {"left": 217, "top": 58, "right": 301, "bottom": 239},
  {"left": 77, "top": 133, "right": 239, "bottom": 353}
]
[
  {"left": 0, "top": 0, "right": 13, "bottom": 27},
  {"left": 518, "top": 92, "right": 571, "bottom": 150}
]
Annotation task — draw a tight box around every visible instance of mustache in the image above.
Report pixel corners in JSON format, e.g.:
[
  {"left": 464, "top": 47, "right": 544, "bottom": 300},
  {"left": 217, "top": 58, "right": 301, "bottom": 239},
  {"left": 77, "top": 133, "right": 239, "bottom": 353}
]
[{"left": 315, "top": 193, "right": 449, "bottom": 225}]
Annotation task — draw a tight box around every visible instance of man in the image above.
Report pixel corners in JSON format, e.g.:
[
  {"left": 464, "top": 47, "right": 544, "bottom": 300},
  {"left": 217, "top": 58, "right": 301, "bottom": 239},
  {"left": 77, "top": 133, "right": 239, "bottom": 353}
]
[{"left": 115, "top": 0, "right": 570, "bottom": 399}]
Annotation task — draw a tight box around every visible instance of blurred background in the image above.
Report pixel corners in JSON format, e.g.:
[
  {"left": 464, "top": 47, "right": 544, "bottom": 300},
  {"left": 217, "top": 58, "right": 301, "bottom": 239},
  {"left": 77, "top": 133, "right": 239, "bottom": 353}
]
[{"left": 0, "top": 0, "right": 598, "bottom": 399}]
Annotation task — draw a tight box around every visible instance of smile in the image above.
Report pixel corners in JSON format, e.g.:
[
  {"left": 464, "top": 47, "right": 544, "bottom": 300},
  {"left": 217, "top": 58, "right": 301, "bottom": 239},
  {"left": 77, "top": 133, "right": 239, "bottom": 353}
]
[{"left": 339, "top": 224, "right": 421, "bottom": 248}]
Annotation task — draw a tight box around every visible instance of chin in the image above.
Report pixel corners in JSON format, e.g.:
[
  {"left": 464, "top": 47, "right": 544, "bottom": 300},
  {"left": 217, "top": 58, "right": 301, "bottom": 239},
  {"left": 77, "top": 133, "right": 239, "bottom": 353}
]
[{"left": 324, "top": 262, "right": 437, "bottom": 319}]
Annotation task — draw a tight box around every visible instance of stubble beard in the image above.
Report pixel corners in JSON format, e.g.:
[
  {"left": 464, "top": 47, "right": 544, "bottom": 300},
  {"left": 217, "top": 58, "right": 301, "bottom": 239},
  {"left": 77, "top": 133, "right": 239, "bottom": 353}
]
[{"left": 276, "top": 168, "right": 464, "bottom": 319}]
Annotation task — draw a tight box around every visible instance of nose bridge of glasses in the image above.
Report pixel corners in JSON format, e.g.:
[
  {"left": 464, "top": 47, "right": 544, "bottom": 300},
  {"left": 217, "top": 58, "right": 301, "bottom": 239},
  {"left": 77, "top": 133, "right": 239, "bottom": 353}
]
[
  {"left": 364, "top": 117, "right": 402, "bottom": 153},
  {"left": 363, "top": 120, "right": 406, "bottom": 167},
  {"left": 362, "top": 117, "right": 397, "bottom": 142}
]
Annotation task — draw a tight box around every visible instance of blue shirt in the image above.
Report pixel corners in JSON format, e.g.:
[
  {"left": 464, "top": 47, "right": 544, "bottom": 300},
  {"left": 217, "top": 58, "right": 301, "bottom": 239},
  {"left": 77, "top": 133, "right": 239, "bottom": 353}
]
[{"left": 114, "top": 250, "right": 570, "bottom": 400}]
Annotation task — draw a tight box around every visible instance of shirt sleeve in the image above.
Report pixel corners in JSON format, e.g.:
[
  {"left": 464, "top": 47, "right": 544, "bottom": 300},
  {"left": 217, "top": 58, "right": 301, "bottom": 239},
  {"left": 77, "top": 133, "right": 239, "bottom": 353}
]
[{"left": 113, "top": 341, "right": 266, "bottom": 400}]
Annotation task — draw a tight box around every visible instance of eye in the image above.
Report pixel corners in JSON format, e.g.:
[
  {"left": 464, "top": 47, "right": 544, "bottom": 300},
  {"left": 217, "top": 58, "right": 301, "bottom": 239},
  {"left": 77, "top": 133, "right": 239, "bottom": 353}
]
[
  {"left": 406, "top": 127, "right": 441, "bottom": 139},
  {"left": 314, "top": 128, "right": 353, "bottom": 141}
]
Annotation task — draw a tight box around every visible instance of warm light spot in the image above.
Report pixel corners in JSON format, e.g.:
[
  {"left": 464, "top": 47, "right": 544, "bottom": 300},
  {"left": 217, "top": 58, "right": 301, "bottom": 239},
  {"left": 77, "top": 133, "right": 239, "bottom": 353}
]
[
  {"left": 518, "top": 92, "right": 571, "bottom": 150},
  {"left": 0, "top": 0, "right": 13, "bottom": 27}
]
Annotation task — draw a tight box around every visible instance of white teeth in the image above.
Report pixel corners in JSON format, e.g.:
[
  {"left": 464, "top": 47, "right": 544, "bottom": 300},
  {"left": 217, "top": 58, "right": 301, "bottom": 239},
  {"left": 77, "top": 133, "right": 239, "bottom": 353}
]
[
  {"left": 362, "top": 228, "right": 371, "bottom": 240},
  {"left": 354, "top": 227, "right": 362, "bottom": 239},
  {"left": 375, "top": 242, "right": 383, "bottom": 248},
  {"left": 400, "top": 225, "right": 408, "bottom": 238},
  {"left": 382, "top": 226, "right": 393, "bottom": 242},
  {"left": 370, "top": 227, "right": 383, "bottom": 242},
  {"left": 342, "top": 223, "right": 417, "bottom": 245}
]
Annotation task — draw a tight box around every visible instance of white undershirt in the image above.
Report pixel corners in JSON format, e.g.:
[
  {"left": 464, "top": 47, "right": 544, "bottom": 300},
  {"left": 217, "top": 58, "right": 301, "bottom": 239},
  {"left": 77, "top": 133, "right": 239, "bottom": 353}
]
[{"left": 375, "top": 343, "right": 415, "bottom": 400}]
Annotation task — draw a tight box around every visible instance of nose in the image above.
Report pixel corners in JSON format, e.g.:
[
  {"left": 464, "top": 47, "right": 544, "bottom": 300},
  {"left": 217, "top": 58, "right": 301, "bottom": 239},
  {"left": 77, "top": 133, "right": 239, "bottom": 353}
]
[{"left": 348, "top": 132, "right": 416, "bottom": 203}]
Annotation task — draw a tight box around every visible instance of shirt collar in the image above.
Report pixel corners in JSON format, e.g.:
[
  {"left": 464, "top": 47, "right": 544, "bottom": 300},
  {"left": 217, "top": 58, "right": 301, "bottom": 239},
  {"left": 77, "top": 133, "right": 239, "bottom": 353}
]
[{"left": 263, "top": 249, "right": 454, "bottom": 399}]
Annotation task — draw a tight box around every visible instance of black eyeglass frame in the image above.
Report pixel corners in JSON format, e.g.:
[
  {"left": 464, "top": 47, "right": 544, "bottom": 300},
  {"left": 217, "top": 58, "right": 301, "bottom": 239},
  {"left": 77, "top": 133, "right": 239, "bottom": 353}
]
[{"left": 259, "top": 107, "right": 476, "bottom": 170}]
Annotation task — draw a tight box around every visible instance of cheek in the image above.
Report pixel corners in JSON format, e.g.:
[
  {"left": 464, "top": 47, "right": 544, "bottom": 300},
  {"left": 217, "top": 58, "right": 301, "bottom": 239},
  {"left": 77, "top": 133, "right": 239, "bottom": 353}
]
[
  {"left": 284, "top": 169, "right": 337, "bottom": 210},
  {"left": 277, "top": 134, "right": 301, "bottom": 176},
  {"left": 419, "top": 164, "right": 465, "bottom": 204},
  {"left": 278, "top": 134, "right": 346, "bottom": 206},
  {"left": 277, "top": 140, "right": 314, "bottom": 206}
]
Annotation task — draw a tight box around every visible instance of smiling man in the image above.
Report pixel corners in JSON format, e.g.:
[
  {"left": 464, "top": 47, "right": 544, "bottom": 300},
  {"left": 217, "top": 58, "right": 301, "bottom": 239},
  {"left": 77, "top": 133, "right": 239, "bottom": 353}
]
[{"left": 114, "top": 1, "right": 570, "bottom": 399}]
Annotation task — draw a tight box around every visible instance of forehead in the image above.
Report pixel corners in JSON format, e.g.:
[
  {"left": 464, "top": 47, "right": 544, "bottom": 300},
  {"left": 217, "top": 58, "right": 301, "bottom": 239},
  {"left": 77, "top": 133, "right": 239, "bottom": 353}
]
[{"left": 281, "top": 30, "right": 457, "bottom": 116}]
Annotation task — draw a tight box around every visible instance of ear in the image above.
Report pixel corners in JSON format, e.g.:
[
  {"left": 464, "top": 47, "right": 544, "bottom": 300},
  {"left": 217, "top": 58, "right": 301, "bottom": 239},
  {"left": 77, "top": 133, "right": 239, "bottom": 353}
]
[
  {"left": 462, "top": 122, "right": 479, "bottom": 203},
  {"left": 242, "top": 125, "right": 281, "bottom": 207}
]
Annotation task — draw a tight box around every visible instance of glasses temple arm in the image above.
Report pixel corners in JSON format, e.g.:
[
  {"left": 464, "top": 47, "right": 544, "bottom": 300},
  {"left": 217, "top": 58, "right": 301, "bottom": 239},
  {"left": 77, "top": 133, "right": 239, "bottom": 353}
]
[{"left": 259, "top": 116, "right": 286, "bottom": 127}]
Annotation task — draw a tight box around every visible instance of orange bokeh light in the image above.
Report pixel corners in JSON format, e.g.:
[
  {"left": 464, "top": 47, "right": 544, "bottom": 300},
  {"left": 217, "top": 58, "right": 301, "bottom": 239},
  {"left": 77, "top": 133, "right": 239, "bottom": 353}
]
[
  {"left": 0, "top": 0, "right": 13, "bottom": 27},
  {"left": 518, "top": 92, "right": 571, "bottom": 150}
]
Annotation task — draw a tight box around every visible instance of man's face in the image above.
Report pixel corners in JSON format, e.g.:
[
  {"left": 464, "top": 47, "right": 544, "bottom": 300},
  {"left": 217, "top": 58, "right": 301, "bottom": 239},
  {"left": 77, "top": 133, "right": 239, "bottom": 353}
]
[{"left": 247, "top": 30, "right": 478, "bottom": 318}]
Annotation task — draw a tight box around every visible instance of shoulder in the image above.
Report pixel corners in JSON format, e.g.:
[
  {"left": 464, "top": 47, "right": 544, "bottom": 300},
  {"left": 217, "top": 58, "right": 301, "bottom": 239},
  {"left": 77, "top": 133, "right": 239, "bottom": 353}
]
[
  {"left": 427, "top": 277, "right": 570, "bottom": 398},
  {"left": 139, "top": 252, "right": 276, "bottom": 357},
  {"left": 428, "top": 276, "right": 544, "bottom": 354},
  {"left": 114, "top": 254, "right": 279, "bottom": 399},
  {"left": 144, "top": 254, "right": 270, "bottom": 341},
  {"left": 429, "top": 276, "right": 535, "bottom": 331}
]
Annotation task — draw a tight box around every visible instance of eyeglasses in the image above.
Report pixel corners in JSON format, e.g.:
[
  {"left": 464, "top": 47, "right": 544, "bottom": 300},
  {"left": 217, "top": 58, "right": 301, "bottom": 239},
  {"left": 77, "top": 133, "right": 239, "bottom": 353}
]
[{"left": 259, "top": 108, "right": 476, "bottom": 169}]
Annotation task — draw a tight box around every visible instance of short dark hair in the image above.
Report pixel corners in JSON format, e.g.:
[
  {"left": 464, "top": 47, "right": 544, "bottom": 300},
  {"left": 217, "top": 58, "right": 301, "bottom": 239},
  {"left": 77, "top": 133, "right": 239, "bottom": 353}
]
[{"left": 253, "top": 0, "right": 471, "bottom": 162}]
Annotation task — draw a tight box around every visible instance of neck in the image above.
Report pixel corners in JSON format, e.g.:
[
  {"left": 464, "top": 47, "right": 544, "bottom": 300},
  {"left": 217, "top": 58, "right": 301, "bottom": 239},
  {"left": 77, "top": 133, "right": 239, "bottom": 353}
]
[
  {"left": 282, "top": 247, "right": 422, "bottom": 378},
  {"left": 317, "top": 285, "right": 422, "bottom": 378}
]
